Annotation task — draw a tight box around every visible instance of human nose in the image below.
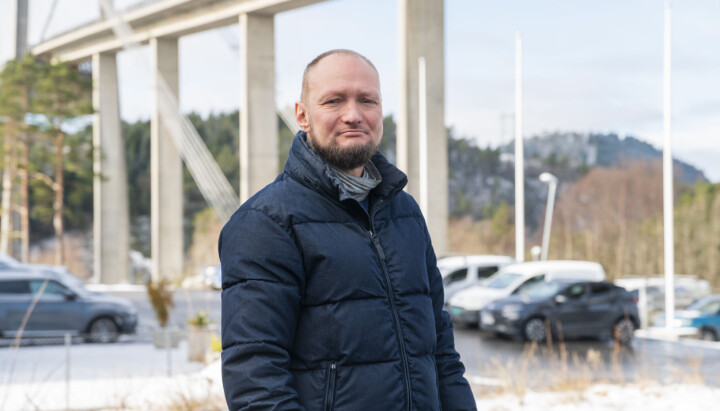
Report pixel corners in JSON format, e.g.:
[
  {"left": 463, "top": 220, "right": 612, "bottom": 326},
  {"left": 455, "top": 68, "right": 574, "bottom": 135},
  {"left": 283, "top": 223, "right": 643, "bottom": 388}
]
[{"left": 341, "top": 101, "right": 363, "bottom": 124}]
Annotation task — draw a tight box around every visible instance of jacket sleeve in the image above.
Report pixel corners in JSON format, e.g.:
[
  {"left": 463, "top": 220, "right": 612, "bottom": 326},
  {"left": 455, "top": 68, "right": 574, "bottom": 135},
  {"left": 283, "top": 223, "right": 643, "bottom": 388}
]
[
  {"left": 425, "top": 234, "right": 478, "bottom": 410},
  {"left": 219, "top": 208, "right": 306, "bottom": 411}
]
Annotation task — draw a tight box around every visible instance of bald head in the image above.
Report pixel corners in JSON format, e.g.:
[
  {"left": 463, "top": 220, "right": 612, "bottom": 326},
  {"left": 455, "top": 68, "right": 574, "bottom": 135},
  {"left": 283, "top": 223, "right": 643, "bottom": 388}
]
[
  {"left": 300, "top": 49, "right": 379, "bottom": 104},
  {"left": 294, "top": 49, "right": 384, "bottom": 176}
]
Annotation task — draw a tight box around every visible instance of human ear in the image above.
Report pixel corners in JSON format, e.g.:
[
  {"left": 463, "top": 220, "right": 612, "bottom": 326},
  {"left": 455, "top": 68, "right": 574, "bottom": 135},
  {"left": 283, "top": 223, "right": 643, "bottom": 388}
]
[{"left": 295, "top": 102, "right": 310, "bottom": 131}]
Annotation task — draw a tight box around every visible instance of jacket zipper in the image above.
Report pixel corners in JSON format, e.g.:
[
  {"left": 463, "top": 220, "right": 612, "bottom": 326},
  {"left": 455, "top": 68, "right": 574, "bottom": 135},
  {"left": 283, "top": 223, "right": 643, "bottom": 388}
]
[
  {"left": 368, "top": 217, "right": 413, "bottom": 411},
  {"left": 325, "top": 362, "right": 337, "bottom": 411}
]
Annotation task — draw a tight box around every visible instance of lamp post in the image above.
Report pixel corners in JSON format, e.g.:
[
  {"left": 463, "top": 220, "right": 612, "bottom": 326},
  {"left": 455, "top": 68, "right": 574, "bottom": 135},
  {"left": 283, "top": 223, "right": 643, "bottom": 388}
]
[{"left": 539, "top": 172, "right": 558, "bottom": 261}]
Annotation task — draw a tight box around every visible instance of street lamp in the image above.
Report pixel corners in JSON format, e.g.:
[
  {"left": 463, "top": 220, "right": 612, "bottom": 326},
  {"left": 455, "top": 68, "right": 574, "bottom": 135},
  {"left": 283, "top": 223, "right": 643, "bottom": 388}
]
[
  {"left": 530, "top": 246, "right": 542, "bottom": 261},
  {"left": 539, "top": 172, "right": 558, "bottom": 261}
]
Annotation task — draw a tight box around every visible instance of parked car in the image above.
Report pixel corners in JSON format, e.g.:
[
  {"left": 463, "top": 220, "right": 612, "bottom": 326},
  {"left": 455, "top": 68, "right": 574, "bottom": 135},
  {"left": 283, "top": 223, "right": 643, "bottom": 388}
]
[
  {"left": 0, "top": 270, "right": 137, "bottom": 343},
  {"left": 447, "top": 260, "right": 606, "bottom": 327},
  {"left": 615, "top": 275, "right": 711, "bottom": 327},
  {"left": 438, "top": 255, "right": 515, "bottom": 303},
  {"left": 0, "top": 253, "right": 85, "bottom": 289},
  {"left": 671, "top": 295, "right": 720, "bottom": 341},
  {"left": 481, "top": 280, "right": 639, "bottom": 344}
]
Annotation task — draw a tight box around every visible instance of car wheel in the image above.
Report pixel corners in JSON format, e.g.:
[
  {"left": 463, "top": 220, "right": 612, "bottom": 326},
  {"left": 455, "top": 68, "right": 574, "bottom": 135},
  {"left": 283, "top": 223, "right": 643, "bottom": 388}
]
[
  {"left": 87, "top": 318, "right": 119, "bottom": 344},
  {"left": 700, "top": 328, "right": 718, "bottom": 341},
  {"left": 613, "top": 318, "right": 635, "bottom": 345},
  {"left": 523, "top": 317, "right": 546, "bottom": 343}
]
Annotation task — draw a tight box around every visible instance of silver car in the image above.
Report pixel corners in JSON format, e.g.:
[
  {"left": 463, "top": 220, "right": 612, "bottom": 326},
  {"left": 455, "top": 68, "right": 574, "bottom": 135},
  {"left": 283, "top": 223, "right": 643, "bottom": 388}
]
[{"left": 0, "top": 270, "right": 137, "bottom": 343}]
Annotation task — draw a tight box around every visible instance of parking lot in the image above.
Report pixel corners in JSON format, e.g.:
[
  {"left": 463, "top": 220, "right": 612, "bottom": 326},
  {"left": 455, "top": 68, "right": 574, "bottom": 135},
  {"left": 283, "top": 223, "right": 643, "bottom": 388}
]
[{"left": 4, "top": 288, "right": 720, "bottom": 398}]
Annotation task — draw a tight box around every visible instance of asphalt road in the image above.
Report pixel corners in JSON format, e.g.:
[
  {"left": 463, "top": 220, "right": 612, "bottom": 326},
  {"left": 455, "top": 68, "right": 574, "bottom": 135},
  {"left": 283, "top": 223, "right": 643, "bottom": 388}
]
[
  {"left": 453, "top": 326, "right": 720, "bottom": 389},
  {"left": 5, "top": 288, "right": 720, "bottom": 390},
  {"left": 108, "top": 288, "right": 222, "bottom": 341},
  {"left": 136, "top": 289, "right": 720, "bottom": 388}
]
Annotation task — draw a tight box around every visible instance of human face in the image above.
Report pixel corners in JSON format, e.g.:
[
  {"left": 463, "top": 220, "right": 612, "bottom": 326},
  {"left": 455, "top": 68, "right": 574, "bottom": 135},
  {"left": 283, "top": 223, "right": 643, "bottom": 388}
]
[{"left": 295, "top": 53, "right": 383, "bottom": 176}]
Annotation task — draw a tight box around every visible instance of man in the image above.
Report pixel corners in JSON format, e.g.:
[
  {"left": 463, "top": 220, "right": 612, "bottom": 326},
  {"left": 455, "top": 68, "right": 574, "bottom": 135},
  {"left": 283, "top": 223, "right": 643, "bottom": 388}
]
[{"left": 220, "top": 49, "right": 476, "bottom": 410}]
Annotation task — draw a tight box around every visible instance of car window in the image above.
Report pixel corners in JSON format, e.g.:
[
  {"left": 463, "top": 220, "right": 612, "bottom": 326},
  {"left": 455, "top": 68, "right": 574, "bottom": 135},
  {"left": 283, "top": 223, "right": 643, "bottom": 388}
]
[
  {"left": 590, "top": 283, "right": 612, "bottom": 296},
  {"left": 486, "top": 273, "right": 522, "bottom": 289},
  {"left": 562, "top": 284, "right": 587, "bottom": 300},
  {"left": 29, "top": 279, "right": 68, "bottom": 296},
  {"left": 476, "top": 266, "right": 499, "bottom": 280},
  {"left": 516, "top": 281, "right": 563, "bottom": 299},
  {"left": 687, "top": 298, "right": 720, "bottom": 315},
  {"left": 514, "top": 275, "right": 545, "bottom": 294},
  {"left": 443, "top": 268, "right": 468, "bottom": 286},
  {"left": 0, "top": 280, "right": 31, "bottom": 294}
]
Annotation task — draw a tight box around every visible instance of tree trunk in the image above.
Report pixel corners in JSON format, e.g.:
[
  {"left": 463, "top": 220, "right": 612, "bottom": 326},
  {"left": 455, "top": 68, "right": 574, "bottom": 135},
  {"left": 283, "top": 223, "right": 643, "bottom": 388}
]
[
  {"left": 18, "top": 132, "right": 29, "bottom": 262},
  {"left": 53, "top": 131, "right": 65, "bottom": 265},
  {"left": 615, "top": 181, "right": 628, "bottom": 278},
  {"left": 0, "top": 122, "right": 16, "bottom": 256},
  {"left": 706, "top": 191, "right": 720, "bottom": 288}
]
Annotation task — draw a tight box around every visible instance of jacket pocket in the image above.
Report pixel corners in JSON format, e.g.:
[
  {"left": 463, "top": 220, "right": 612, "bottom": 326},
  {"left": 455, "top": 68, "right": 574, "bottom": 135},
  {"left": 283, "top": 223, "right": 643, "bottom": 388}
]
[{"left": 323, "top": 362, "right": 337, "bottom": 411}]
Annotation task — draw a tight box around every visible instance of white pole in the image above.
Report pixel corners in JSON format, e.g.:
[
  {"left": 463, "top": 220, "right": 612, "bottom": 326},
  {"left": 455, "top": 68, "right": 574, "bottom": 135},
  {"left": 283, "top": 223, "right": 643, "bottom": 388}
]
[
  {"left": 663, "top": 1, "right": 675, "bottom": 330},
  {"left": 65, "top": 333, "right": 71, "bottom": 410},
  {"left": 539, "top": 174, "right": 557, "bottom": 261},
  {"left": 418, "top": 57, "right": 429, "bottom": 218},
  {"left": 514, "top": 32, "right": 525, "bottom": 262}
]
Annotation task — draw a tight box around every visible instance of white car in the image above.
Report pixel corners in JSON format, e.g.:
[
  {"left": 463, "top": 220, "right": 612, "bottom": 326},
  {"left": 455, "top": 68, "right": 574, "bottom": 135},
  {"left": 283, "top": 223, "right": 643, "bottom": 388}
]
[
  {"left": 447, "top": 260, "right": 606, "bottom": 327},
  {"left": 438, "top": 255, "right": 515, "bottom": 304},
  {"left": 615, "top": 275, "right": 711, "bottom": 328}
]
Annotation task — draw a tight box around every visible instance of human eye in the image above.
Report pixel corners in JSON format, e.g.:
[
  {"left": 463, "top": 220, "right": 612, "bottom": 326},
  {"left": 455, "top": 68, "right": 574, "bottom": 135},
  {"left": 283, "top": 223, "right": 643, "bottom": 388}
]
[{"left": 322, "top": 97, "right": 341, "bottom": 105}]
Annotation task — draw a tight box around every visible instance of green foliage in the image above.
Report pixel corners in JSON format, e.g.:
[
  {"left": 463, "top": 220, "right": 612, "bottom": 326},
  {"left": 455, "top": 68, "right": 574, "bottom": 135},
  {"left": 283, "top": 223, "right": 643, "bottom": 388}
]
[
  {"left": 447, "top": 131, "right": 505, "bottom": 219},
  {"left": 188, "top": 310, "right": 212, "bottom": 326},
  {"left": 491, "top": 202, "right": 512, "bottom": 237},
  {"left": 0, "top": 57, "right": 94, "bottom": 243},
  {"left": 34, "top": 62, "right": 93, "bottom": 125},
  {"left": 0, "top": 55, "right": 42, "bottom": 120}
]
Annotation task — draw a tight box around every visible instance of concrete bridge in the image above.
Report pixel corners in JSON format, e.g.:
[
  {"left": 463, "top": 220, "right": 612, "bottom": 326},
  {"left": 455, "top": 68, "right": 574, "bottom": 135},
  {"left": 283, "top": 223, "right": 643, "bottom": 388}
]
[{"left": 30, "top": 0, "right": 448, "bottom": 284}]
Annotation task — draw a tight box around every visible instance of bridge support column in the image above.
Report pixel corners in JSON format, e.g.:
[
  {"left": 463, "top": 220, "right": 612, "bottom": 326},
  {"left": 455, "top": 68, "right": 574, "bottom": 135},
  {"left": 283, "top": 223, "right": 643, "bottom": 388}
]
[
  {"left": 92, "top": 52, "right": 130, "bottom": 284},
  {"left": 150, "top": 37, "right": 184, "bottom": 282},
  {"left": 239, "top": 13, "right": 278, "bottom": 203},
  {"left": 398, "top": 0, "right": 447, "bottom": 254}
]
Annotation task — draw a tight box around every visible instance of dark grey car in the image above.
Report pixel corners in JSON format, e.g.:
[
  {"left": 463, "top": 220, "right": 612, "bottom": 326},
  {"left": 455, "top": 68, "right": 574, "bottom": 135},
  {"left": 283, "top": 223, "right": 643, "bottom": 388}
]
[
  {"left": 0, "top": 271, "right": 137, "bottom": 343},
  {"left": 480, "top": 280, "right": 639, "bottom": 344}
]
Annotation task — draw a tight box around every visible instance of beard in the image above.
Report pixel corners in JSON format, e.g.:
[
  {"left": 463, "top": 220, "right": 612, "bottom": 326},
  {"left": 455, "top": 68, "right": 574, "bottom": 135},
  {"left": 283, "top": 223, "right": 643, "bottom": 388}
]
[{"left": 307, "top": 126, "right": 379, "bottom": 171}]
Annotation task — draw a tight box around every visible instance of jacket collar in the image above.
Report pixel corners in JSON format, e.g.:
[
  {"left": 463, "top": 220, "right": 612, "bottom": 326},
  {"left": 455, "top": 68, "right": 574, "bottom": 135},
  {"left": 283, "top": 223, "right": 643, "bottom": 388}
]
[{"left": 284, "top": 131, "right": 408, "bottom": 203}]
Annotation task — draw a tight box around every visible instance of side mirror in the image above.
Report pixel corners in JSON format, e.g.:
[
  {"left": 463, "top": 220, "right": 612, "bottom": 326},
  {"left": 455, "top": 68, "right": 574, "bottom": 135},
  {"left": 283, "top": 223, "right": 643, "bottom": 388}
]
[
  {"left": 63, "top": 290, "right": 77, "bottom": 301},
  {"left": 554, "top": 295, "right": 567, "bottom": 304}
]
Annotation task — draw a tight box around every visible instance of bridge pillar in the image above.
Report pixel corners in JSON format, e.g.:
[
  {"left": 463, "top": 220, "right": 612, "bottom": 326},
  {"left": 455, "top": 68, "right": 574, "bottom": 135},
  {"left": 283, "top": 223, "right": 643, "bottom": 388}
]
[
  {"left": 239, "top": 13, "right": 278, "bottom": 202},
  {"left": 398, "top": 0, "right": 447, "bottom": 254},
  {"left": 150, "top": 37, "right": 184, "bottom": 282},
  {"left": 92, "top": 52, "right": 130, "bottom": 284}
]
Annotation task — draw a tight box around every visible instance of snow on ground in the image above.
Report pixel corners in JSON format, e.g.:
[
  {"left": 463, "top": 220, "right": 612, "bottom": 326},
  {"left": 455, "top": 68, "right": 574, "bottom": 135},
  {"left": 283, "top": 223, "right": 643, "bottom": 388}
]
[
  {"left": 3, "top": 355, "right": 720, "bottom": 410},
  {"left": 1, "top": 359, "right": 226, "bottom": 411},
  {"left": 3, "top": 336, "right": 720, "bottom": 410},
  {"left": 476, "top": 383, "right": 720, "bottom": 410}
]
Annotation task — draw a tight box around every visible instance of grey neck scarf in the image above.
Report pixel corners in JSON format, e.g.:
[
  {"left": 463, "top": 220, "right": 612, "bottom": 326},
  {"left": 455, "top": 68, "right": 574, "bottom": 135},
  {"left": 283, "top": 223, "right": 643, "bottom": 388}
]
[{"left": 332, "top": 161, "right": 382, "bottom": 202}]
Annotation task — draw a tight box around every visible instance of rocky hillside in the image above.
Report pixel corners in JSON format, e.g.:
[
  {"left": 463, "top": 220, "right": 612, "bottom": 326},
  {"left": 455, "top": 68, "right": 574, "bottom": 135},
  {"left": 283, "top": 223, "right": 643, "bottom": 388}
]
[{"left": 446, "top": 131, "right": 707, "bottom": 232}]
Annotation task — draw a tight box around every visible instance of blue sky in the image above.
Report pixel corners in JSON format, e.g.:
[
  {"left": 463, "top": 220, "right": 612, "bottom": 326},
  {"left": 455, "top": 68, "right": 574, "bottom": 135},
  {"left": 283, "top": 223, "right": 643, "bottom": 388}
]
[{"left": 1, "top": 0, "right": 719, "bottom": 180}]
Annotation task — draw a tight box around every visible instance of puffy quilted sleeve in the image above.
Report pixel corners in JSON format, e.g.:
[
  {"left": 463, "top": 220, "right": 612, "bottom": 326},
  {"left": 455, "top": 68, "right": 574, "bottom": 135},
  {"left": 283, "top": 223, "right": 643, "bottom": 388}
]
[
  {"left": 424, "top": 227, "right": 477, "bottom": 410},
  {"left": 219, "top": 208, "right": 306, "bottom": 411}
]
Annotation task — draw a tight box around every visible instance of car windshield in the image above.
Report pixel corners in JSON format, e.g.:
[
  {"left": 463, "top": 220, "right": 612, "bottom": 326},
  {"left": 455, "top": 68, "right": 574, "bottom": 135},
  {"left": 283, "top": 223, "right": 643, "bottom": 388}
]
[
  {"left": 687, "top": 298, "right": 720, "bottom": 315},
  {"left": 516, "top": 281, "right": 564, "bottom": 299},
  {"left": 485, "top": 273, "right": 521, "bottom": 289}
]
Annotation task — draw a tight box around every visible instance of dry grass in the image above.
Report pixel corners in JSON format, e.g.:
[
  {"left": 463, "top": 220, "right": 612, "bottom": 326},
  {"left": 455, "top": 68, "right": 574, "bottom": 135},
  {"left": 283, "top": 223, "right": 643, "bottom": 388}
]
[{"left": 470, "top": 329, "right": 708, "bottom": 404}]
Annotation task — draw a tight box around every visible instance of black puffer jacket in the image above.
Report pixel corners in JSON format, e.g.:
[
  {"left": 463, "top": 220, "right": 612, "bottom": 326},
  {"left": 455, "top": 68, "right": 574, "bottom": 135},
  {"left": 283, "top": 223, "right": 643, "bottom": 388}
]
[{"left": 220, "top": 131, "right": 476, "bottom": 410}]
